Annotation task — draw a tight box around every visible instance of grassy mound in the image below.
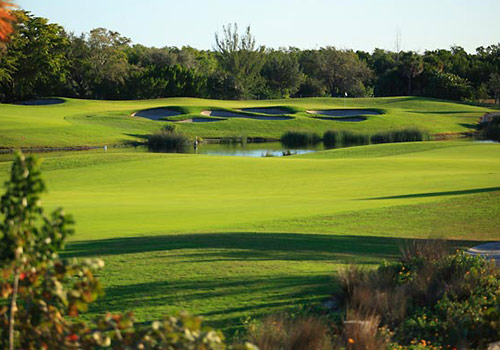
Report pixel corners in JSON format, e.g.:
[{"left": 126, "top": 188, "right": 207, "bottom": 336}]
[{"left": 0, "top": 96, "right": 494, "bottom": 148}]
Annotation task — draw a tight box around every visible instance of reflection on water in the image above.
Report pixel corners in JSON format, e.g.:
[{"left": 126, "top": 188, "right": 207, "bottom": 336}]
[{"left": 188, "top": 142, "right": 325, "bottom": 157}]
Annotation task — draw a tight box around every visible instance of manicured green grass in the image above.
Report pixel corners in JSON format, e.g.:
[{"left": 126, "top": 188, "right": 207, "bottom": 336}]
[
  {"left": 0, "top": 96, "right": 494, "bottom": 148},
  {"left": 0, "top": 141, "right": 499, "bottom": 334}
]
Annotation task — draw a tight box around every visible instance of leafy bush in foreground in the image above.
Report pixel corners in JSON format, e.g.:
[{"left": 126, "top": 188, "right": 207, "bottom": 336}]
[
  {"left": 0, "top": 153, "right": 254, "bottom": 350},
  {"left": 337, "top": 240, "right": 500, "bottom": 349}
]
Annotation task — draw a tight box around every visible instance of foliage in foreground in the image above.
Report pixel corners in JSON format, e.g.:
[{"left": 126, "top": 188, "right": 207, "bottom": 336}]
[
  {"left": 337, "top": 240, "right": 500, "bottom": 349},
  {"left": 0, "top": 153, "right": 253, "bottom": 350},
  {"left": 241, "top": 241, "right": 500, "bottom": 350}
]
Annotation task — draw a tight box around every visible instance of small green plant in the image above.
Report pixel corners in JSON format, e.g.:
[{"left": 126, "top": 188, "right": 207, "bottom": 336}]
[{"left": 162, "top": 123, "right": 178, "bottom": 133}]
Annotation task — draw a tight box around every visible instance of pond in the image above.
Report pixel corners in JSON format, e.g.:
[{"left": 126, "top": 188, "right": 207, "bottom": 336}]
[
  {"left": 0, "top": 142, "right": 325, "bottom": 161},
  {"left": 185, "top": 142, "right": 325, "bottom": 157}
]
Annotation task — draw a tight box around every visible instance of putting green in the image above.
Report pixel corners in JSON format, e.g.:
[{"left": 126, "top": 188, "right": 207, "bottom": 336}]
[{"left": 0, "top": 96, "right": 494, "bottom": 148}]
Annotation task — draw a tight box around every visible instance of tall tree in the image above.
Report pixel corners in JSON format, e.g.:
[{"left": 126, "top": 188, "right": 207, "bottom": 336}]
[
  {"left": 262, "top": 49, "right": 303, "bottom": 98},
  {"left": 300, "top": 47, "right": 372, "bottom": 97},
  {"left": 214, "top": 23, "right": 265, "bottom": 99},
  {"left": 489, "top": 73, "right": 500, "bottom": 104},
  {"left": 0, "top": 10, "right": 70, "bottom": 102},
  {"left": 84, "top": 28, "right": 130, "bottom": 99},
  {"left": 401, "top": 51, "right": 424, "bottom": 95}
]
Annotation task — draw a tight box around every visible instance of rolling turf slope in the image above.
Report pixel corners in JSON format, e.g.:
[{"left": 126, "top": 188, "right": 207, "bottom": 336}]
[
  {"left": 0, "top": 96, "right": 494, "bottom": 148},
  {"left": 0, "top": 141, "right": 498, "bottom": 331}
]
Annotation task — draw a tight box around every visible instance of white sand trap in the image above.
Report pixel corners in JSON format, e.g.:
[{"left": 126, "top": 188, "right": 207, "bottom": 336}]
[
  {"left": 467, "top": 242, "right": 500, "bottom": 266},
  {"left": 202, "top": 110, "right": 292, "bottom": 121},
  {"left": 240, "top": 107, "right": 293, "bottom": 115},
  {"left": 314, "top": 116, "right": 367, "bottom": 122},
  {"left": 18, "top": 98, "right": 65, "bottom": 106},
  {"left": 307, "top": 109, "right": 381, "bottom": 117},
  {"left": 134, "top": 108, "right": 183, "bottom": 120}
]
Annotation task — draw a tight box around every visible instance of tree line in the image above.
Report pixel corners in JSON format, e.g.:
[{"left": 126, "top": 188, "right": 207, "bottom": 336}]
[{"left": 0, "top": 10, "right": 499, "bottom": 103}]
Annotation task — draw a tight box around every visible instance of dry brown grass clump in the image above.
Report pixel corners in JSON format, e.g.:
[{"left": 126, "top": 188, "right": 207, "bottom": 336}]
[
  {"left": 343, "top": 310, "right": 390, "bottom": 350},
  {"left": 247, "top": 314, "right": 333, "bottom": 350}
]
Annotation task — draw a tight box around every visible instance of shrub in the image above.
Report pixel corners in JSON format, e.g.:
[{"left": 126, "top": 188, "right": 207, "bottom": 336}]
[
  {"left": 147, "top": 130, "right": 189, "bottom": 153},
  {"left": 323, "top": 130, "right": 343, "bottom": 148},
  {"left": 339, "top": 266, "right": 407, "bottom": 328},
  {"left": 343, "top": 310, "right": 390, "bottom": 350},
  {"left": 323, "top": 130, "right": 371, "bottom": 148},
  {"left": 423, "top": 71, "right": 474, "bottom": 101},
  {"left": 371, "top": 128, "right": 429, "bottom": 144},
  {"left": 334, "top": 239, "right": 500, "bottom": 349},
  {"left": 162, "top": 123, "right": 178, "bottom": 133},
  {"left": 399, "top": 239, "right": 451, "bottom": 264},
  {"left": 247, "top": 314, "right": 333, "bottom": 350},
  {"left": 342, "top": 131, "right": 371, "bottom": 147},
  {"left": 280, "top": 131, "right": 321, "bottom": 147},
  {"left": 479, "top": 115, "right": 500, "bottom": 141}
]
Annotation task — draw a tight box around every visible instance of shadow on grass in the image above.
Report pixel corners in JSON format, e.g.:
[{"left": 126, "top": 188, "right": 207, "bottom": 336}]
[
  {"left": 367, "top": 187, "right": 500, "bottom": 200},
  {"left": 64, "top": 232, "right": 405, "bottom": 260},
  {"left": 459, "top": 123, "right": 478, "bottom": 129},
  {"left": 67, "top": 232, "right": 481, "bottom": 334}
]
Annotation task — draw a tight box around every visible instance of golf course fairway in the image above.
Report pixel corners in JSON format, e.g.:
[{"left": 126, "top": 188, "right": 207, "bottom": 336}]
[{"left": 0, "top": 140, "right": 499, "bottom": 332}]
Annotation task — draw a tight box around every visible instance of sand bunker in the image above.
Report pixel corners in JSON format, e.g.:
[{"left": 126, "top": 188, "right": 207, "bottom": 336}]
[
  {"left": 134, "top": 108, "right": 183, "bottom": 120},
  {"left": 314, "top": 116, "right": 367, "bottom": 122},
  {"left": 172, "top": 117, "right": 223, "bottom": 123},
  {"left": 240, "top": 107, "right": 293, "bottom": 115},
  {"left": 307, "top": 109, "right": 381, "bottom": 117},
  {"left": 201, "top": 110, "right": 292, "bottom": 120},
  {"left": 18, "top": 98, "right": 65, "bottom": 106},
  {"left": 467, "top": 242, "right": 500, "bottom": 267}
]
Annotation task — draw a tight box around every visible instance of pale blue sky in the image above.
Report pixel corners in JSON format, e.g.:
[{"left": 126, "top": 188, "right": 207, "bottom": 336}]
[{"left": 16, "top": 0, "right": 500, "bottom": 53}]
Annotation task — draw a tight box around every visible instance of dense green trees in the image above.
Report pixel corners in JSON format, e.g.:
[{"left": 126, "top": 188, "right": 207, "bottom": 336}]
[
  {"left": 0, "top": 12, "right": 499, "bottom": 103},
  {"left": 0, "top": 10, "right": 69, "bottom": 102},
  {"left": 261, "top": 49, "right": 303, "bottom": 98},
  {"left": 299, "top": 47, "right": 372, "bottom": 97}
]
